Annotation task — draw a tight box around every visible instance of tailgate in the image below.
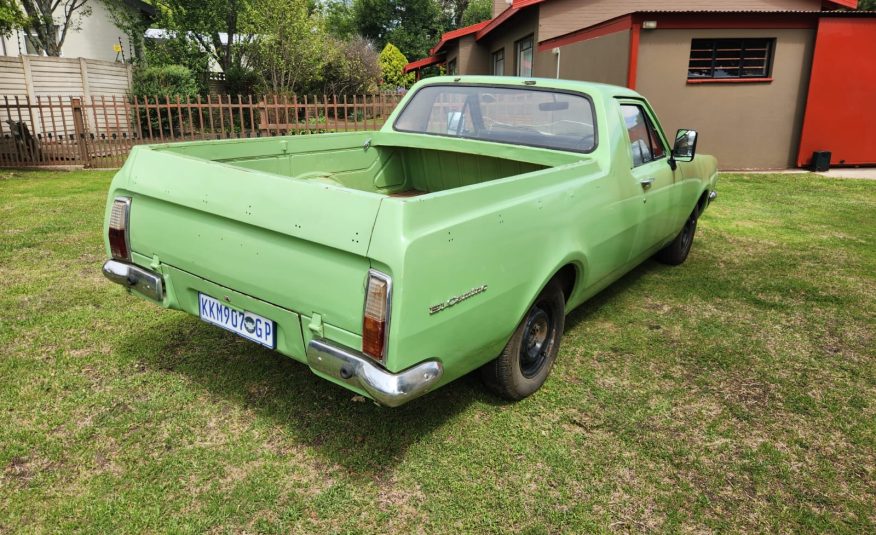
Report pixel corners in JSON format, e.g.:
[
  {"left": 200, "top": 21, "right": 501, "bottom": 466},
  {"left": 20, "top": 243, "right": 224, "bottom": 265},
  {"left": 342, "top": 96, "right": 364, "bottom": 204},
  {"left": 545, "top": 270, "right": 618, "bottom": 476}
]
[{"left": 115, "top": 147, "right": 382, "bottom": 335}]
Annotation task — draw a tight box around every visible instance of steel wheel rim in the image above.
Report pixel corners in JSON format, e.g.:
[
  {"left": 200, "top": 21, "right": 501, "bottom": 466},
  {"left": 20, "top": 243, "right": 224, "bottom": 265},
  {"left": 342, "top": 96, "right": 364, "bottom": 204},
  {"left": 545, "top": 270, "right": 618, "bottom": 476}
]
[
  {"left": 520, "top": 306, "right": 552, "bottom": 378},
  {"left": 681, "top": 215, "right": 696, "bottom": 251}
]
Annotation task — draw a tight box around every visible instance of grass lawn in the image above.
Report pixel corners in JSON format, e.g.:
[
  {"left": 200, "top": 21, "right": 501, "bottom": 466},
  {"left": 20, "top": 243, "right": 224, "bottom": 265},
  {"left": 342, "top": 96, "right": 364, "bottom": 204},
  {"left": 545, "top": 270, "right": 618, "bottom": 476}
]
[{"left": 1, "top": 168, "right": 874, "bottom": 533}]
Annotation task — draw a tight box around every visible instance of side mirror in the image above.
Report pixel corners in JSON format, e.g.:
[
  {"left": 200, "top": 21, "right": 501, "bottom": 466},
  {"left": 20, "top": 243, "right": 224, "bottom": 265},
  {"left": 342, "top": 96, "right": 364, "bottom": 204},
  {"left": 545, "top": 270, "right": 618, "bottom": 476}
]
[{"left": 672, "top": 129, "right": 698, "bottom": 162}]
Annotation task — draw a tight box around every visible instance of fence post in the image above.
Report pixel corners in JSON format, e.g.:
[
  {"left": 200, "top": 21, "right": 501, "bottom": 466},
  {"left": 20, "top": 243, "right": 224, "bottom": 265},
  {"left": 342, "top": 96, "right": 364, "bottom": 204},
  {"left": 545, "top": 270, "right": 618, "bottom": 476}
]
[
  {"left": 20, "top": 56, "right": 36, "bottom": 102},
  {"left": 71, "top": 97, "right": 91, "bottom": 167},
  {"left": 79, "top": 58, "right": 92, "bottom": 101}
]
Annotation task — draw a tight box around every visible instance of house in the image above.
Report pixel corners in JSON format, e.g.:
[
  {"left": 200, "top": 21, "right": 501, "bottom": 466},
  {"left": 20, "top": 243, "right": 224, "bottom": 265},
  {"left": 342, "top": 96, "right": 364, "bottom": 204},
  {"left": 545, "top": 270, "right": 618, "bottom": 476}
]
[
  {"left": 0, "top": 0, "right": 154, "bottom": 103},
  {"left": 0, "top": 0, "right": 154, "bottom": 62},
  {"left": 405, "top": 0, "right": 876, "bottom": 170}
]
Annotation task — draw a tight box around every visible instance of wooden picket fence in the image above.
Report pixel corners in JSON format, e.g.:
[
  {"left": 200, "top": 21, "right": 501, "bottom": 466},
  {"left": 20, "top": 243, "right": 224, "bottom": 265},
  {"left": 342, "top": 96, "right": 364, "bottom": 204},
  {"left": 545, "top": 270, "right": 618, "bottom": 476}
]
[{"left": 0, "top": 93, "right": 405, "bottom": 168}]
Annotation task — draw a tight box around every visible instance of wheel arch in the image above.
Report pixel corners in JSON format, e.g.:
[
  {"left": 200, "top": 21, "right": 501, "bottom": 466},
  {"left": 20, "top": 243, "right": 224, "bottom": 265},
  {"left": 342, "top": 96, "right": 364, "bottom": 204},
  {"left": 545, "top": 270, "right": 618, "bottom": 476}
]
[
  {"left": 527, "top": 256, "right": 587, "bottom": 317},
  {"left": 697, "top": 189, "right": 710, "bottom": 215},
  {"left": 554, "top": 262, "right": 579, "bottom": 305},
  {"left": 492, "top": 257, "right": 584, "bottom": 366}
]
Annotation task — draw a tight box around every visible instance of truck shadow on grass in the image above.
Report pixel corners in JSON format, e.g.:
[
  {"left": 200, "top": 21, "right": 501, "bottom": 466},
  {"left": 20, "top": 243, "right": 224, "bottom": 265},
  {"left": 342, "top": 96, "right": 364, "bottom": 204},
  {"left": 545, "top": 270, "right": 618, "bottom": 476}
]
[
  {"left": 120, "top": 259, "right": 663, "bottom": 475},
  {"left": 564, "top": 259, "right": 661, "bottom": 332},
  {"left": 120, "top": 315, "right": 501, "bottom": 474}
]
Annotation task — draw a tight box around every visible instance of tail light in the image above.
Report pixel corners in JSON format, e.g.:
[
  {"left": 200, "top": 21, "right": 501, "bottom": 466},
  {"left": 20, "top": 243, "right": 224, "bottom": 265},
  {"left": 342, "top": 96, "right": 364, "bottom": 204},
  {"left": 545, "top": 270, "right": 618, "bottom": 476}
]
[
  {"left": 108, "top": 197, "right": 131, "bottom": 261},
  {"left": 362, "top": 270, "right": 391, "bottom": 361}
]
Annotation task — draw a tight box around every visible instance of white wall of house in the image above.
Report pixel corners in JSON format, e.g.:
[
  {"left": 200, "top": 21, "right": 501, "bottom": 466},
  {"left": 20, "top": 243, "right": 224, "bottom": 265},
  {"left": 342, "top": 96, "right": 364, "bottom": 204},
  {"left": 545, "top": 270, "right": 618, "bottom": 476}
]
[{"left": 0, "top": 0, "right": 134, "bottom": 62}]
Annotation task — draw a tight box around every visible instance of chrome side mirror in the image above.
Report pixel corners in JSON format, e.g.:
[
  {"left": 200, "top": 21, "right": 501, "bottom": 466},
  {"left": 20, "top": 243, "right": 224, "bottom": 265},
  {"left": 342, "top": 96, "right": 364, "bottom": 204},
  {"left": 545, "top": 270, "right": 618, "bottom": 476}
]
[{"left": 672, "top": 129, "right": 698, "bottom": 162}]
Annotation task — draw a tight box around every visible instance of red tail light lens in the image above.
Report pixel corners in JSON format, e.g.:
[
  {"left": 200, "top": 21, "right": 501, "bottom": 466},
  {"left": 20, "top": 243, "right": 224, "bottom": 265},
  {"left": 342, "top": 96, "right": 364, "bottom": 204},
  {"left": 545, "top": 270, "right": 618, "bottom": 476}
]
[
  {"left": 109, "top": 197, "right": 131, "bottom": 261},
  {"left": 362, "top": 270, "right": 391, "bottom": 361}
]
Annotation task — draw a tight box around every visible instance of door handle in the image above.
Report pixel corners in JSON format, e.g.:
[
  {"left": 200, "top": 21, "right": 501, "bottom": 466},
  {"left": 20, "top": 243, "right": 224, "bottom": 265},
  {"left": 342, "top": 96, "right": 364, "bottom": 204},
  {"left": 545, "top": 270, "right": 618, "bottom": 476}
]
[{"left": 640, "top": 178, "right": 654, "bottom": 190}]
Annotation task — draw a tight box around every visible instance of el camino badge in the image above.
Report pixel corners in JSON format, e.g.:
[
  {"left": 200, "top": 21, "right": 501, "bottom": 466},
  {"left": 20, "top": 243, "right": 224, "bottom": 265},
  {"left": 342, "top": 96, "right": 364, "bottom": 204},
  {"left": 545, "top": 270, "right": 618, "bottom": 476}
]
[{"left": 429, "top": 285, "right": 488, "bottom": 315}]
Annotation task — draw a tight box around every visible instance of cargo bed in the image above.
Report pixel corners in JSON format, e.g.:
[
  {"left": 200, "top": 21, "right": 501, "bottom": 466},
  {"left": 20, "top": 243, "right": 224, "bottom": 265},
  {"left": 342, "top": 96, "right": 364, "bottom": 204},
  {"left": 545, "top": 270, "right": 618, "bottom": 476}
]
[{"left": 152, "top": 131, "right": 581, "bottom": 195}]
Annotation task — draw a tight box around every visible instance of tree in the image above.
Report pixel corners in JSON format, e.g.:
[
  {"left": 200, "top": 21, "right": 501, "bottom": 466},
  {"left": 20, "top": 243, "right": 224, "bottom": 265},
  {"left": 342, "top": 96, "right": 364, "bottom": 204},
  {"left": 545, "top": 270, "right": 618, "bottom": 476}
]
[
  {"left": 151, "top": 0, "right": 252, "bottom": 73},
  {"left": 461, "top": 0, "right": 491, "bottom": 26},
  {"left": 353, "top": 0, "right": 445, "bottom": 60},
  {"left": 245, "top": 0, "right": 325, "bottom": 94},
  {"left": 18, "top": 0, "right": 92, "bottom": 56},
  {"left": 439, "top": 0, "right": 468, "bottom": 28},
  {"left": 0, "top": 1, "right": 25, "bottom": 37},
  {"left": 324, "top": 0, "right": 356, "bottom": 39},
  {"left": 378, "top": 42, "right": 413, "bottom": 90},
  {"left": 857, "top": 0, "right": 876, "bottom": 9},
  {"left": 322, "top": 35, "right": 382, "bottom": 94}
]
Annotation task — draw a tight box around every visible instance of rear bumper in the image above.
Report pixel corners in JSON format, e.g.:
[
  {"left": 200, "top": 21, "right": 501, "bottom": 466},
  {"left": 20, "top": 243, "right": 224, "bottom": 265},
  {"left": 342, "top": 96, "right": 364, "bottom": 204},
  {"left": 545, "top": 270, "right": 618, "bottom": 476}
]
[
  {"left": 103, "top": 260, "right": 442, "bottom": 406},
  {"left": 102, "top": 260, "right": 164, "bottom": 301},
  {"left": 306, "top": 338, "right": 443, "bottom": 407}
]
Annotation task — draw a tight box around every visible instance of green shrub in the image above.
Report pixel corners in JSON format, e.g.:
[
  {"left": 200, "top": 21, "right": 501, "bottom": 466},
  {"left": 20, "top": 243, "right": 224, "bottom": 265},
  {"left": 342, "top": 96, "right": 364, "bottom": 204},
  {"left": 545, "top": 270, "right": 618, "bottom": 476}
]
[
  {"left": 378, "top": 43, "right": 414, "bottom": 91},
  {"left": 224, "top": 65, "right": 261, "bottom": 97},
  {"left": 131, "top": 65, "right": 199, "bottom": 138},
  {"left": 131, "top": 64, "right": 199, "bottom": 99},
  {"left": 142, "top": 36, "right": 210, "bottom": 92}
]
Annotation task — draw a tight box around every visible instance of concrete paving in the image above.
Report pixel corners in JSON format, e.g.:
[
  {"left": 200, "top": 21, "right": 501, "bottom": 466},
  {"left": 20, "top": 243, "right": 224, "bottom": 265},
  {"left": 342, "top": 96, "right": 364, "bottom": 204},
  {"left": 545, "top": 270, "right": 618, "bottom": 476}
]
[
  {"left": 725, "top": 168, "right": 876, "bottom": 180},
  {"left": 815, "top": 168, "right": 876, "bottom": 180}
]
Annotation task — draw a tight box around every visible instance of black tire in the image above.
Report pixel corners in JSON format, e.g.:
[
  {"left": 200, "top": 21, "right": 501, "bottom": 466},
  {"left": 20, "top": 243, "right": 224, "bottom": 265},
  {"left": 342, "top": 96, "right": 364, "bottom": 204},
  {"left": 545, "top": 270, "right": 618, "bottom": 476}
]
[
  {"left": 481, "top": 278, "right": 566, "bottom": 400},
  {"left": 655, "top": 206, "right": 699, "bottom": 266}
]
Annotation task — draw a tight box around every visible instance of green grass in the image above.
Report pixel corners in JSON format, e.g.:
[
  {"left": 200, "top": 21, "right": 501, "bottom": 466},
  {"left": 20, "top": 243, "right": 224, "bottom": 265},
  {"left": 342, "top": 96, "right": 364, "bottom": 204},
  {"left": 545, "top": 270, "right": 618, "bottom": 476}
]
[{"left": 1, "top": 168, "right": 874, "bottom": 533}]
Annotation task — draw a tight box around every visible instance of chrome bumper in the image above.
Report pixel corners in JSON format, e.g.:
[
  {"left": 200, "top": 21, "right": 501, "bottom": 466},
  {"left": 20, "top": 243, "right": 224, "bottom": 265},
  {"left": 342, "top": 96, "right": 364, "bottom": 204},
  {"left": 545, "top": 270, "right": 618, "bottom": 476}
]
[
  {"left": 306, "top": 338, "right": 443, "bottom": 407},
  {"left": 102, "top": 260, "right": 164, "bottom": 302}
]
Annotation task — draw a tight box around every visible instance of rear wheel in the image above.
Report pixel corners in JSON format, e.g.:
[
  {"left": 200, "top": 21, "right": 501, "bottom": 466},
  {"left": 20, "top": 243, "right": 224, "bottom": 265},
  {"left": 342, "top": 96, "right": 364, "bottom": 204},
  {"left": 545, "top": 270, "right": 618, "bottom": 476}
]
[
  {"left": 481, "top": 278, "right": 565, "bottom": 400},
  {"left": 656, "top": 206, "right": 699, "bottom": 265}
]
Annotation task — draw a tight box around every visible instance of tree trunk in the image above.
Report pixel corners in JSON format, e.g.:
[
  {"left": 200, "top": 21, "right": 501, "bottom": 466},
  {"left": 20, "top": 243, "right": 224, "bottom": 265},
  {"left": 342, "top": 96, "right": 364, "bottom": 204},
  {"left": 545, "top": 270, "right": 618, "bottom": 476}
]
[
  {"left": 224, "top": 2, "right": 237, "bottom": 72},
  {"left": 20, "top": 0, "right": 90, "bottom": 57}
]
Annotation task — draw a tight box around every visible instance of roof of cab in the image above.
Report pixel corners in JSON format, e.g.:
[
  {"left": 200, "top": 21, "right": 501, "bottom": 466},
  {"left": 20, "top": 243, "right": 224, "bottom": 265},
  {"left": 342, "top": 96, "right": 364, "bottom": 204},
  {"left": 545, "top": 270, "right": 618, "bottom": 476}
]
[{"left": 411, "top": 75, "right": 642, "bottom": 100}]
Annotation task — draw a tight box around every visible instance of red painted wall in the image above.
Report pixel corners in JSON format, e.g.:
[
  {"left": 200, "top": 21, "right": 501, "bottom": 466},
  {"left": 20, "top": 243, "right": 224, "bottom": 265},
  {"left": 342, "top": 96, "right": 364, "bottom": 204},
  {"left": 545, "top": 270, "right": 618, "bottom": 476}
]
[{"left": 797, "top": 18, "right": 876, "bottom": 167}]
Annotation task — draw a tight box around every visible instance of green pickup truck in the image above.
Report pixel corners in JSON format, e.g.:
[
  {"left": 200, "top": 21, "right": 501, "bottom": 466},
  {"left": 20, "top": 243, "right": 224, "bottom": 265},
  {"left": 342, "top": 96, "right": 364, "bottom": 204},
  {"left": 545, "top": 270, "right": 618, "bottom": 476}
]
[{"left": 102, "top": 76, "right": 718, "bottom": 406}]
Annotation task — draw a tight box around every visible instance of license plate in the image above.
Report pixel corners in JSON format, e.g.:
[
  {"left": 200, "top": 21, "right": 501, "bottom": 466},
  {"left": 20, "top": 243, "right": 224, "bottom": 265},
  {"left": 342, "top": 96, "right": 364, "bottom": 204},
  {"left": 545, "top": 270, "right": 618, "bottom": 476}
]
[{"left": 198, "top": 293, "right": 275, "bottom": 349}]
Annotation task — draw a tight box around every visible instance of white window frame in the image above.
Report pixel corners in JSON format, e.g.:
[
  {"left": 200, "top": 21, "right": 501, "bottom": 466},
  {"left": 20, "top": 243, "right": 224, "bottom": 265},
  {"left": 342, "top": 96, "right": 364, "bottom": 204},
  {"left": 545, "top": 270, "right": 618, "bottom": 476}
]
[{"left": 516, "top": 35, "right": 533, "bottom": 77}]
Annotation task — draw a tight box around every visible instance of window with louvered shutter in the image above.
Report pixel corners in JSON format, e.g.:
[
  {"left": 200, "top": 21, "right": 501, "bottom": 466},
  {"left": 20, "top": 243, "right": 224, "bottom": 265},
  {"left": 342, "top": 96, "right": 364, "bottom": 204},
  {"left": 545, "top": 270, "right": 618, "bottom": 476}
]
[{"left": 688, "top": 38, "right": 775, "bottom": 79}]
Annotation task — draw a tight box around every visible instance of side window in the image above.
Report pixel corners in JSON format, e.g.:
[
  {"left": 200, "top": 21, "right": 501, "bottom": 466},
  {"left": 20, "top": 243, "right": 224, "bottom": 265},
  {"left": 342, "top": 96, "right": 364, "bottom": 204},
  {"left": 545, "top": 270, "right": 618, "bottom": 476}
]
[
  {"left": 648, "top": 119, "right": 666, "bottom": 160},
  {"left": 620, "top": 104, "right": 666, "bottom": 167}
]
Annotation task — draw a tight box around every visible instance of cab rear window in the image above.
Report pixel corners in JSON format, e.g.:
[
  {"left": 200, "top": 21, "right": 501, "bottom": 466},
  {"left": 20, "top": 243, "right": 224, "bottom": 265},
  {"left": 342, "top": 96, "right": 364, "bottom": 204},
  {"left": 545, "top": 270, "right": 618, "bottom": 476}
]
[{"left": 394, "top": 85, "right": 597, "bottom": 153}]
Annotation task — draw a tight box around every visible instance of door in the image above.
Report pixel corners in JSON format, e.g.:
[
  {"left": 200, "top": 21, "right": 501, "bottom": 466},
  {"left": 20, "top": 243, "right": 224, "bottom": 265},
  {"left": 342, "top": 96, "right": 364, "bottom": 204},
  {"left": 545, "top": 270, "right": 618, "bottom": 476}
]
[
  {"left": 797, "top": 18, "right": 876, "bottom": 167},
  {"left": 618, "top": 101, "right": 675, "bottom": 258}
]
